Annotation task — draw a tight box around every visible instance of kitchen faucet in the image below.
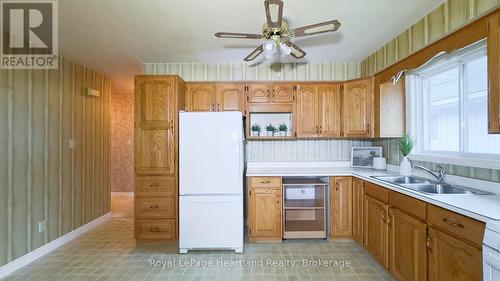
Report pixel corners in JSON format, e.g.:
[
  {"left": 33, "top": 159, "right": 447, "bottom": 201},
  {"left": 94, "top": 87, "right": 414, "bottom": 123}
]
[{"left": 413, "top": 163, "right": 446, "bottom": 183}]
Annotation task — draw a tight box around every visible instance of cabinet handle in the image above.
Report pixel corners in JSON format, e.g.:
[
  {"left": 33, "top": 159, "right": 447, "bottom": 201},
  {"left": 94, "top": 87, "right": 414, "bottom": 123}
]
[
  {"left": 387, "top": 214, "right": 393, "bottom": 228},
  {"left": 335, "top": 182, "right": 339, "bottom": 191},
  {"left": 366, "top": 123, "right": 370, "bottom": 133},
  {"left": 442, "top": 218, "right": 464, "bottom": 228},
  {"left": 267, "top": 90, "right": 270, "bottom": 98},
  {"left": 150, "top": 227, "right": 161, "bottom": 232},
  {"left": 217, "top": 104, "right": 220, "bottom": 111},
  {"left": 260, "top": 180, "right": 271, "bottom": 184},
  {"left": 150, "top": 205, "right": 160, "bottom": 209},
  {"left": 319, "top": 126, "right": 322, "bottom": 134},
  {"left": 149, "top": 183, "right": 159, "bottom": 188},
  {"left": 426, "top": 234, "right": 433, "bottom": 251}
]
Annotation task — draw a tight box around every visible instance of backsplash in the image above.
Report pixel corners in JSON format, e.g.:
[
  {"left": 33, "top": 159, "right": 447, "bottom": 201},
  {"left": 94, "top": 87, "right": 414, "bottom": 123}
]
[
  {"left": 373, "top": 138, "right": 500, "bottom": 183},
  {"left": 246, "top": 140, "right": 372, "bottom": 162}
]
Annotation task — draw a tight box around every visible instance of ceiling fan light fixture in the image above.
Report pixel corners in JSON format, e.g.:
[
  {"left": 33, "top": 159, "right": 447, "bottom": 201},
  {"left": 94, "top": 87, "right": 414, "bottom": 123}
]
[
  {"left": 264, "top": 39, "right": 276, "bottom": 52},
  {"left": 280, "top": 43, "right": 292, "bottom": 56}
]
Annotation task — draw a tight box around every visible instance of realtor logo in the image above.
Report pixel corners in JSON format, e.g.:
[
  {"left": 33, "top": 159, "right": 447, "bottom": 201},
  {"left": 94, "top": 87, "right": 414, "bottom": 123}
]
[{"left": 1, "top": 0, "right": 58, "bottom": 69}]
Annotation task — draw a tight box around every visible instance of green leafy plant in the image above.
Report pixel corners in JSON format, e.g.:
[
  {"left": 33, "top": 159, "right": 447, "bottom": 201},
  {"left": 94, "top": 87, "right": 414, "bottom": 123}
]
[
  {"left": 266, "top": 124, "right": 276, "bottom": 132},
  {"left": 278, "top": 123, "right": 288, "bottom": 132},
  {"left": 399, "top": 134, "right": 416, "bottom": 157},
  {"left": 251, "top": 124, "right": 261, "bottom": 132}
]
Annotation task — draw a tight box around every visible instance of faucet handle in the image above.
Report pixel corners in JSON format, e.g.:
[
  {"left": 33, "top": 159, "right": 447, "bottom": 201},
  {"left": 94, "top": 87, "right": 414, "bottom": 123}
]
[{"left": 434, "top": 163, "right": 446, "bottom": 181}]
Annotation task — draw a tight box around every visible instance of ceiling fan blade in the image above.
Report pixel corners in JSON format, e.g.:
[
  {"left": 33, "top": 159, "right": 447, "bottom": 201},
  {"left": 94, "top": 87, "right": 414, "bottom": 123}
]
[
  {"left": 244, "top": 45, "right": 264, "bottom": 61},
  {"left": 284, "top": 41, "right": 306, "bottom": 59},
  {"left": 292, "top": 20, "right": 341, "bottom": 37},
  {"left": 264, "top": 0, "right": 283, "bottom": 29},
  {"left": 214, "top": 32, "right": 263, "bottom": 39}
]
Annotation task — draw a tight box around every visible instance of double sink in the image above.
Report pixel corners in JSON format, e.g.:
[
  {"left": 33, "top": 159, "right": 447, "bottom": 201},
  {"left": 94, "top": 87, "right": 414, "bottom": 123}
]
[{"left": 372, "top": 175, "right": 493, "bottom": 195}]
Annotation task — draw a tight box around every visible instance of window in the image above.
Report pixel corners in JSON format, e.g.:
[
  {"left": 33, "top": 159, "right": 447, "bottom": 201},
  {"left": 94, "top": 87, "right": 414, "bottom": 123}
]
[{"left": 407, "top": 41, "right": 500, "bottom": 169}]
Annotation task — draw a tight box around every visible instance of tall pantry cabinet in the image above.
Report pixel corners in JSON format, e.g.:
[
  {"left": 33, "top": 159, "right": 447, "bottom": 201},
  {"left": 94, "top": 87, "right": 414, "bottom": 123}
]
[{"left": 134, "top": 75, "right": 185, "bottom": 240}]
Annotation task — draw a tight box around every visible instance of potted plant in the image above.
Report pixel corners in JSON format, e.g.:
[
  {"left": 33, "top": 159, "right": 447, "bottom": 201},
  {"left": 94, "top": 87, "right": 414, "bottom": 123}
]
[
  {"left": 278, "top": 123, "right": 288, "bottom": 137},
  {"left": 399, "top": 134, "right": 416, "bottom": 176},
  {"left": 265, "top": 124, "right": 276, "bottom": 137},
  {"left": 251, "top": 124, "right": 261, "bottom": 137}
]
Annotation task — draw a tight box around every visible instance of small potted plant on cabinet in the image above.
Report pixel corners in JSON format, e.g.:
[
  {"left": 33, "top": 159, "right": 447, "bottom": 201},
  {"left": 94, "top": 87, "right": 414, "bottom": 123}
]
[
  {"left": 278, "top": 123, "right": 288, "bottom": 137},
  {"left": 251, "top": 124, "right": 261, "bottom": 137},
  {"left": 266, "top": 124, "right": 276, "bottom": 137}
]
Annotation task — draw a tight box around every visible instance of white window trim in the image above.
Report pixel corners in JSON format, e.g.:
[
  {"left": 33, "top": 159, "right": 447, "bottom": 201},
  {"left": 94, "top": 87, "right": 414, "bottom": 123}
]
[{"left": 406, "top": 40, "right": 500, "bottom": 170}]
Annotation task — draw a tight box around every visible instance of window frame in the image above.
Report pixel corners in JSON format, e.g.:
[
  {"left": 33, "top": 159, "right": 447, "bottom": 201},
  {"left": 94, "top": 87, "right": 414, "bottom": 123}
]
[{"left": 406, "top": 40, "right": 500, "bottom": 170}]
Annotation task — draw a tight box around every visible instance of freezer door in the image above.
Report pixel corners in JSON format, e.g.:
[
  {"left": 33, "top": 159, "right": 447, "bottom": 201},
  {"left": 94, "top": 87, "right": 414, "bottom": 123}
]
[
  {"left": 179, "top": 195, "right": 243, "bottom": 252},
  {"left": 180, "top": 112, "right": 243, "bottom": 195}
]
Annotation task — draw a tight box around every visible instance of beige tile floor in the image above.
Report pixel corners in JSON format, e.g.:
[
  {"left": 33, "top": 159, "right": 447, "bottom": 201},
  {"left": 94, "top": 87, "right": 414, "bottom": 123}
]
[{"left": 1, "top": 194, "right": 394, "bottom": 281}]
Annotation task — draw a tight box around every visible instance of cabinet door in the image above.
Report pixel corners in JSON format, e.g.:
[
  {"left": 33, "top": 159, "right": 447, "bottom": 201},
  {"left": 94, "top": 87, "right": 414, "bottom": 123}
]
[
  {"left": 364, "top": 195, "right": 389, "bottom": 268},
  {"left": 428, "top": 227, "right": 482, "bottom": 281},
  {"left": 186, "top": 84, "right": 215, "bottom": 111},
  {"left": 389, "top": 208, "right": 427, "bottom": 281},
  {"left": 343, "top": 78, "right": 373, "bottom": 138},
  {"left": 318, "top": 84, "right": 341, "bottom": 137},
  {"left": 331, "top": 177, "right": 353, "bottom": 238},
  {"left": 296, "top": 84, "right": 319, "bottom": 138},
  {"left": 248, "top": 188, "right": 282, "bottom": 239},
  {"left": 247, "top": 84, "right": 271, "bottom": 103},
  {"left": 136, "top": 77, "right": 175, "bottom": 128},
  {"left": 352, "top": 178, "right": 364, "bottom": 245},
  {"left": 136, "top": 128, "right": 174, "bottom": 175},
  {"left": 215, "top": 84, "right": 244, "bottom": 112},
  {"left": 271, "top": 84, "right": 295, "bottom": 103},
  {"left": 488, "top": 12, "right": 500, "bottom": 133}
]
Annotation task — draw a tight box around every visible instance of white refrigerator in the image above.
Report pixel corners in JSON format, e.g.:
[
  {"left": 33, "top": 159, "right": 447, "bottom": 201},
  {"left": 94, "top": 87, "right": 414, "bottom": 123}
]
[{"left": 179, "top": 111, "right": 244, "bottom": 254}]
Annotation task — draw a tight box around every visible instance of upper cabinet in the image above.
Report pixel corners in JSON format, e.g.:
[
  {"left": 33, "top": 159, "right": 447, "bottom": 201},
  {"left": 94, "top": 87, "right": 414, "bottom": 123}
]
[
  {"left": 247, "top": 83, "right": 295, "bottom": 104},
  {"left": 186, "top": 84, "right": 215, "bottom": 112},
  {"left": 296, "top": 83, "right": 341, "bottom": 138},
  {"left": 186, "top": 83, "right": 244, "bottom": 113},
  {"left": 378, "top": 78, "right": 405, "bottom": 138},
  {"left": 343, "top": 78, "right": 374, "bottom": 138},
  {"left": 488, "top": 11, "right": 500, "bottom": 134},
  {"left": 215, "top": 84, "right": 244, "bottom": 112}
]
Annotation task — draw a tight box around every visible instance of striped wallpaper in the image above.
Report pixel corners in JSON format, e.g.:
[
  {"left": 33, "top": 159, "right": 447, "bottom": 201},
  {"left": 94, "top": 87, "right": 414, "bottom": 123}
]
[{"left": 361, "top": 0, "right": 500, "bottom": 76}]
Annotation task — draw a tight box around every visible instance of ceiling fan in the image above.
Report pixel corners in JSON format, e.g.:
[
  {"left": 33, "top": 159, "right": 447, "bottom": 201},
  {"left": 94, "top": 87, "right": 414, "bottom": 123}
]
[{"left": 214, "top": 0, "right": 341, "bottom": 61}]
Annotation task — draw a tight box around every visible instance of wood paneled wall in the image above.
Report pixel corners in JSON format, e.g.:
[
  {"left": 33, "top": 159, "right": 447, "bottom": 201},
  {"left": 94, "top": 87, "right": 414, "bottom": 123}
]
[
  {"left": 361, "top": 0, "right": 500, "bottom": 76},
  {"left": 0, "top": 57, "right": 111, "bottom": 267}
]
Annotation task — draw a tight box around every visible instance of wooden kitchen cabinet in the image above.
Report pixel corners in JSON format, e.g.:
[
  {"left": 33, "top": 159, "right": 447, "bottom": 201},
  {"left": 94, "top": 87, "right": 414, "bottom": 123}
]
[
  {"left": 364, "top": 194, "right": 389, "bottom": 268},
  {"left": 247, "top": 83, "right": 295, "bottom": 104},
  {"left": 488, "top": 11, "right": 500, "bottom": 133},
  {"left": 427, "top": 226, "right": 482, "bottom": 281},
  {"left": 215, "top": 84, "right": 245, "bottom": 112},
  {"left": 296, "top": 84, "right": 319, "bottom": 138},
  {"left": 248, "top": 177, "right": 282, "bottom": 241},
  {"left": 330, "top": 177, "right": 353, "bottom": 238},
  {"left": 388, "top": 208, "right": 427, "bottom": 281},
  {"left": 186, "top": 84, "right": 215, "bottom": 111},
  {"left": 343, "top": 78, "right": 374, "bottom": 138},
  {"left": 319, "top": 84, "right": 342, "bottom": 137},
  {"left": 352, "top": 178, "right": 364, "bottom": 245},
  {"left": 296, "top": 83, "right": 341, "bottom": 138},
  {"left": 134, "top": 75, "right": 184, "bottom": 241}
]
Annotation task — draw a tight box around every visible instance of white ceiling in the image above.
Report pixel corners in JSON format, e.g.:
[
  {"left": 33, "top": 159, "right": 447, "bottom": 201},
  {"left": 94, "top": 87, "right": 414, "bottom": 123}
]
[{"left": 59, "top": 0, "right": 444, "bottom": 93}]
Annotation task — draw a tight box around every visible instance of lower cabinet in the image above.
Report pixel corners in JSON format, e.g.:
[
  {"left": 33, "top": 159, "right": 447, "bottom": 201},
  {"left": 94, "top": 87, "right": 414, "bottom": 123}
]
[
  {"left": 248, "top": 182, "right": 282, "bottom": 241},
  {"left": 427, "top": 226, "right": 482, "bottom": 281},
  {"left": 364, "top": 194, "right": 389, "bottom": 267},
  {"left": 389, "top": 208, "right": 427, "bottom": 281},
  {"left": 330, "top": 177, "right": 353, "bottom": 238},
  {"left": 352, "top": 178, "right": 364, "bottom": 245}
]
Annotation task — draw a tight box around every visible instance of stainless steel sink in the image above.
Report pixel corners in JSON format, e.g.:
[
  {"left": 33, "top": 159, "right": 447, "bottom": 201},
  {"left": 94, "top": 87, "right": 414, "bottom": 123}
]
[
  {"left": 372, "top": 176, "right": 493, "bottom": 195},
  {"left": 374, "top": 175, "right": 429, "bottom": 184}
]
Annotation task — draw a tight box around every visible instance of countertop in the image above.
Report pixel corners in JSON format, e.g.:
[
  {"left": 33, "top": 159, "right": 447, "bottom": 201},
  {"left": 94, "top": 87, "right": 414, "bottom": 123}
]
[{"left": 246, "top": 162, "right": 500, "bottom": 223}]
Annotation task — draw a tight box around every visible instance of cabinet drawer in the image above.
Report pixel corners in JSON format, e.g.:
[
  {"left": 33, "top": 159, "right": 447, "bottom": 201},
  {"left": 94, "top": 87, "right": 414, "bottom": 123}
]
[
  {"left": 136, "top": 177, "right": 175, "bottom": 197},
  {"left": 136, "top": 198, "right": 176, "bottom": 218},
  {"left": 135, "top": 219, "right": 176, "bottom": 240},
  {"left": 364, "top": 182, "right": 389, "bottom": 204},
  {"left": 249, "top": 177, "right": 281, "bottom": 188},
  {"left": 389, "top": 191, "right": 426, "bottom": 221},
  {"left": 427, "top": 204, "right": 485, "bottom": 246}
]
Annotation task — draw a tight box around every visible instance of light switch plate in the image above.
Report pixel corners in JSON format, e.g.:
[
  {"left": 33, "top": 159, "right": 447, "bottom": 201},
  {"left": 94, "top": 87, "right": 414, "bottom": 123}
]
[{"left": 38, "top": 221, "right": 46, "bottom": 233}]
